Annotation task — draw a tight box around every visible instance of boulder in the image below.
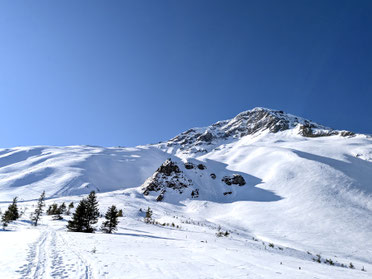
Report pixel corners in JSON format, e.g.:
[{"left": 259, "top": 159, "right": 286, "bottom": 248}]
[{"left": 222, "top": 174, "right": 246, "bottom": 186}]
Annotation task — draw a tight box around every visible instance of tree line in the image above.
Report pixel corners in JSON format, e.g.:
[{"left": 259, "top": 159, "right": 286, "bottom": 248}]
[{"left": 1, "top": 191, "right": 121, "bottom": 233}]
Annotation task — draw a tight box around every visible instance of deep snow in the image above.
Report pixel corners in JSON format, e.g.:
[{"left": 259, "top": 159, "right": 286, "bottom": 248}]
[{"left": 0, "top": 108, "right": 371, "bottom": 278}]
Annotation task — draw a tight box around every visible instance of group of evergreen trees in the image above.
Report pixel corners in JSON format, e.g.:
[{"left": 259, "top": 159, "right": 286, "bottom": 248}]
[
  {"left": 46, "top": 201, "right": 73, "bottom": 220},
  {"left": 1, "top": 190, "right": 120, "bottom": 234},
  {"left": 67, "top": 191, "right": 120, "bottom": 233}
]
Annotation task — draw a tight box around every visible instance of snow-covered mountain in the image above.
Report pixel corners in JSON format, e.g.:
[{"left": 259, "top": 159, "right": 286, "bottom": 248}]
[
  {"left": 1, "top": 107, "right": 372, "bottom": 278},
  {"left": 159, "top": 107, "right": 355, "bottom": 156}
]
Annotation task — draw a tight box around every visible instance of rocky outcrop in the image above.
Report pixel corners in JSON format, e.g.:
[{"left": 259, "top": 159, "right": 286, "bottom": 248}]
[
  {"left": 191, "top": 189, "right": 199, "bottom": 198},
  {"left": 299, "top": 123, "right": 355, "bottom": 138},
  {"left": 184, "top": 162, "right": 194, "bottom": 169},
  {"left": 156, "top": 159, "right": 181, "bottom": 176},
  {"left": 161, "top": 107, "right": 355, "bottom": 155},
  {"left": 142, "top": 159, "right": 190, "bottom": 198},
  {"left": 197, "top": 164, "right": 206, "bottom": 170},
  {"left": 222, "top": 174, "right": 246, "bottom": 186}
]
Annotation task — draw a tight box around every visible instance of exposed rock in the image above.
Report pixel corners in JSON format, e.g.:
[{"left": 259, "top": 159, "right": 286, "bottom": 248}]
[
  {"left": 210, "top": 173, "right": 216, "bottom": 179},
  {"left": 299, "top": 123, "right": 338, "bottom": 137},
  {"left": 156, "top": 191, "right": 165, "bottom": 202},
  {"left": 223, "top": 191, "right": 232, "bottom": 196},
  {"left": 161, "top": 108, "right": 355, "bottom": 155},
  {"left": 142, "top": 159, "right": 192, "bottom": 201},
  {"left": 184, "top": 162, "right": 194, "bottom": 169},
  {"left": 198, "top": 131, "right": 213, "bottom": 142},
  {"left": 157, "top": 159, "right": 181, "bottom": 176},
  {"left": 340, "top": 130, "right": 355, "bottom": 137},
  {"left": 191, "top": 189, "right": 199, "bottom": 198},
  {"left": 197, "top": 164, "right": 206, "bottom": 170},
  {"left": 222, "top": 174, "right": 246, "bottom": 186}
]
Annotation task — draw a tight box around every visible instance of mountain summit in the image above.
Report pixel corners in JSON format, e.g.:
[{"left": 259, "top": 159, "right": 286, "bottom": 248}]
[{"left": 163, "top": 107, "right": 354, "bottom": 155}]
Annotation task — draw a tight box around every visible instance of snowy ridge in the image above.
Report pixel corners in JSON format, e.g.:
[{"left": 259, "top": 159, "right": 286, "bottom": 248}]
[
  {"left": 160, "top": 107, "right": 354, "bottom": 155},
  {"left": 0, "top": 145, "right": 169, "bottom": 201}
]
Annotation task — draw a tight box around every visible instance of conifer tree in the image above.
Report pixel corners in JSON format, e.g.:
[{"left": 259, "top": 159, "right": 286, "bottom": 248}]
[
  {"left": 8, "top": 197, "right": 19, "bottom": 221},
  {"left": 66, "top": 191, "right": 99, "bottom": 233},
  {"left": 1, "top": 211, "right": 11, "bottom": 229},
  {"left": 2, "top": 197, "right": 19, "bottom": 229},
  {"left": 53, "top": 206, "right": 63, "bottom": 220},
  {"left": 66, "top": 199, "right": 88, "bottom": 232},
  {"left": 47, "top": 203, "right": 59, "bottom": 215},
  {"left": 144, "top": 207, "right": 153, "bottom": 223},
  {"left": 59, "top": 202, "right": 66, "bottom": 214},
  {"left": 66, "top": 202, "right": 74, "bottom": 215},
  {"left": 101, "top": 205, "right": 119, "bottom": 233},
  {"left": 31, "top": 191, "right": 45, "bottom": 226},
  {"left": 85, "top": 191, "right": 99, "bottom": 232},
  {"left": 117, "top": 209, "right": 123, "bottom": 217}
]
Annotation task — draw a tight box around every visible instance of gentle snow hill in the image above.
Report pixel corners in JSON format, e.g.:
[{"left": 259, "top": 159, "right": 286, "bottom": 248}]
[
  {"left": 0, "top": 107, "right": 372, "bottom": 278},
  {"left": 0, "top": 145, "right": 169, "bottom": 201}
]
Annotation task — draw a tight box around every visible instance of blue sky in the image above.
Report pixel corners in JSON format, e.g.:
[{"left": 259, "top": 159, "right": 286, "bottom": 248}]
[{"left": 0, "top": 0, "right": 371, "bottom": 147}]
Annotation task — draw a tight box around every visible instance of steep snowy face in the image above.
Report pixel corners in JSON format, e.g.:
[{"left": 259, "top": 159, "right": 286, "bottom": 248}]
[{"left": 161, "top": 107, "right": 354, "bottom": 155}]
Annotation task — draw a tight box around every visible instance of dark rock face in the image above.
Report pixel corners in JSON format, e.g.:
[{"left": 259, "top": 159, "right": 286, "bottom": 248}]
[
  {"left": 222, "top": 174, "right": 246, "bottom": 186},
  {"left": 156, "top": 191, "right": 165, "bottom": 201},
  {"left": 191, "top": 189, "right": 199, "bottom": 198},
  {"left": 198, "top": 131, "right": 213, "bottom": 142},
  {"left": 184, "top": 162, "right": 194, "bottom": 169},
  {"left": 223, "top": 191, "right": 232, "bottom": 196},
  {"left": 299, "top": 123, "right": 354, "bottom": 138},
  {"left": 142, "top": 159, "right": 193, "bottom": 201},
  {"left": 210, "top": 173, "right": 216, "bottom": 179},
  {"left": 157, "top": 159, "right": 181, "bottom": 176},
  {"left": 162, "top": 108, "right": 356, "bottom": 155},
  {"left": 197, "top": 164, "right": 206, "bottom": 170},
  {"left": 340, "top": 130, "right": 355, "bottom": 137}
]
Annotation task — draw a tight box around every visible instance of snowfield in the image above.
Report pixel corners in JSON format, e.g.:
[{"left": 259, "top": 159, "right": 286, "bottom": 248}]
[{"left": 0, "top": 108, "right": 371, "bottom": 278}]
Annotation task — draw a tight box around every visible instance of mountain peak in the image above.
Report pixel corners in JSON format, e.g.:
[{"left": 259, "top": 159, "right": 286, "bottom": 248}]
[{"left": 161, "top": 107, "right": 355, "bottom": 155}]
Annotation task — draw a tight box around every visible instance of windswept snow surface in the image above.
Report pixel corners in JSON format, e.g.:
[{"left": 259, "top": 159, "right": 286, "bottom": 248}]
[
  {"left": 0, "top": 145, "right": 169, "bottom": 201},
  {"left": 0, "top": 108, "right": 372, "bottom": 278}
]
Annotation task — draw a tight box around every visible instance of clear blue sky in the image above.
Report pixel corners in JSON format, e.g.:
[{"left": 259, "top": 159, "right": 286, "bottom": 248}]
[{"left": 0, "top": 0, "right": 371, "bottom": 147}]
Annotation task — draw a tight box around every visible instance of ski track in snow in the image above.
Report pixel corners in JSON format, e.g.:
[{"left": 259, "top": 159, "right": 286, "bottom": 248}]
[{"left": 16, "top": 229, "right": 93, "bottom": 279}]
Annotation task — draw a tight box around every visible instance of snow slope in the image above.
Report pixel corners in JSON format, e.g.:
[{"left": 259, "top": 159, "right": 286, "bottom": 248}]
[
  {"left": 0, "top": 107, "right": 371, "bottom": 278},
  {"left": 0, "top": 145, "right": 169, "bottom": 201}
]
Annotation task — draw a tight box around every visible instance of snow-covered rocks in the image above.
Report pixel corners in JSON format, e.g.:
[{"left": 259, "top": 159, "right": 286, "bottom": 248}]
[
  {"left": 141, "top": 158, "right": 254, "bottom": 202},
  {"left": 221, "top": 174, "right": 246, "bottom": 186},
  {"left": 142, "top": 159, "right": 193, "bottom": 201},
  {"left": 161, "top": 107, "right": 355, "bottom": 155}
]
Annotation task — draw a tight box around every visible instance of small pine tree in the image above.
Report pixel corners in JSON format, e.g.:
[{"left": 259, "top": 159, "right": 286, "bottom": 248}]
[
  {"left": 2, "top": 211, "right": 11, "bottom": 229},
  {"left": 117, "top": 209, "right": 123, "bottom": 217},
  {"left": 46, "top": 205, "right": 52, "bottom": 215},
  {"left": 59, "top": 202, "right": 67, "bottom": 214},
  {"left": 144, "top": 207, "right": 153, "bottom": 223},
  {"left": 2, "top": 197, "right": 19, "bottom": 229},
  {"left": 8, "top": 197, "right": 20, "bottom": 221},
  {"left": 66, "top": 191, "right": 99, "bottom": 233},
  {"left": 101, "top": 205, "right": 119, "bottom": 233},
  {"left": 66, "top": 202, "right": 74, "bottom": 215},
  {"left": 47, "top": 203, "right": 59, "bottom": 215},
  {"left": 67, "top": 199, "right": 88, "bottom": 232},
  {"left": 85, "top": 191, "right": 99, "bottom": 232},
  {"left": 52, "top": 206, "right": 63, "bottom": 220},
  {"left": 31, "top": 191, "right": 46, "bottom": 226}
]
